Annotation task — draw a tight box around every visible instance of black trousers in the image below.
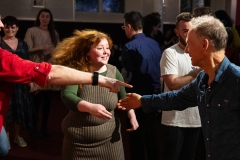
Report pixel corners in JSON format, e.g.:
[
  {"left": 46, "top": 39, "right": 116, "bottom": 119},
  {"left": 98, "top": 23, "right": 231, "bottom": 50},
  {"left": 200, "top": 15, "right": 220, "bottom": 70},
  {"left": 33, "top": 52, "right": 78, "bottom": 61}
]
[
  {"left": 127, "top": 108, "right": 160, "bottom": 160},
  {"left": 33, "top": 90, "right": 52, "bottom": 131},
  {"left": 162, "top": 125, "right": 200, "bottom": 160}
]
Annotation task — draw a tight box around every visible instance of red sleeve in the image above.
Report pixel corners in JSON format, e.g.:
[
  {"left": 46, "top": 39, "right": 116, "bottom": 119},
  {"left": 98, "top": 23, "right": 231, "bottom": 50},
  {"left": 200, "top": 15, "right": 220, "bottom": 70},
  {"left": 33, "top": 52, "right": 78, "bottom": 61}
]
[{"left": 0, "top": 48, "right": 52, "bottom": 87}]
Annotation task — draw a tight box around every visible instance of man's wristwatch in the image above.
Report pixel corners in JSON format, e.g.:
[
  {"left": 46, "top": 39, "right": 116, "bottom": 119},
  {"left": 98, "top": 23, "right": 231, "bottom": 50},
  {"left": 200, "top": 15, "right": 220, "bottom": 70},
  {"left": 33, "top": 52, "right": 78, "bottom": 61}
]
[{"left": 92, "top": 72, "right": 99, "bottom": 86}]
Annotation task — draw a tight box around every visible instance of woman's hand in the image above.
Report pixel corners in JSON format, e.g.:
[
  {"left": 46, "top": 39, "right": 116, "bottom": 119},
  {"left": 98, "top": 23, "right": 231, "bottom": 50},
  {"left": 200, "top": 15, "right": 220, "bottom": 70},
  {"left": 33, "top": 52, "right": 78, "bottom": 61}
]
[
  {"left": 42, "top": 44, "right": 54, "bottom": 55},
  {"left": 77, "top": 100, "right": 112, "bottom": 120},
  {"left": 126, "top": 109, "right": 139, "bottom": 132}
]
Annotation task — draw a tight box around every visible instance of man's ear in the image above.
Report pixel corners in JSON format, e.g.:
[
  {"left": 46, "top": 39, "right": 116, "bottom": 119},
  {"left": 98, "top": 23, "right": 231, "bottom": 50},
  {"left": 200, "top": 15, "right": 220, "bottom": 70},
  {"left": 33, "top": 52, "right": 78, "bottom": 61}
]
[
  {"left": 126, "top": 24, "right": 131, "bottom": 30},
  {"left": 174, "top": 28, "right": 179, "bottom": 36},
  {"left": 202, "top": 38, "right": 209, "bottom": 50}
]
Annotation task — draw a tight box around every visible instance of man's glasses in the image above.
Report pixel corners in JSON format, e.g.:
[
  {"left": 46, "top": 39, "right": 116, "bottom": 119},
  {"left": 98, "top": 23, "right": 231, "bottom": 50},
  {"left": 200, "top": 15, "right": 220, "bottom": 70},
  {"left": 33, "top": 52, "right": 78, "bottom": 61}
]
[{"left": 121, "top": 25, "right": 126, "bottom": 30}]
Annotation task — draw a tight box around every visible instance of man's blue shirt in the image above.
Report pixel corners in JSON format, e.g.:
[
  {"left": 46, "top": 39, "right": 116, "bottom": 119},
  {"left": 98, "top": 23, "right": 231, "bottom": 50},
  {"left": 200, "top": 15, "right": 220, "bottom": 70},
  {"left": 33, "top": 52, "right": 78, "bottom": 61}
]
[
  {"left": 121, "top": 33, "right": 162, "bottom": 94},
  {"left": 142, "top": 57, "right": 240, "bottom": 160}
]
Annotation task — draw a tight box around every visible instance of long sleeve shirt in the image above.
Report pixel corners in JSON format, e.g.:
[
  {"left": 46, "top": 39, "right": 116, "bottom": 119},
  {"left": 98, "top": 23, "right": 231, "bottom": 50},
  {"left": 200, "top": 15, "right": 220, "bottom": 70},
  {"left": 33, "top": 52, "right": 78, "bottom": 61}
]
[
  {"left": 121, "top": 33, "right": 162, "bottom": 95},
  {"left": 141, "top": 57, "right": 240, "bottom": 160},
  {"left": 0, "top": 48, "right": 51, "bottom": 131}
]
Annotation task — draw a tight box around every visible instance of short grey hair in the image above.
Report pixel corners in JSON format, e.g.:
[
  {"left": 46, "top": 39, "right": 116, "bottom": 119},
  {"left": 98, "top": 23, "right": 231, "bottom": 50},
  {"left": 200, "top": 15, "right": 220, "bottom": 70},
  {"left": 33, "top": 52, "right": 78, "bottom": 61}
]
[{"left": 190, "top": 15, "right": 227, "bottom": 51}]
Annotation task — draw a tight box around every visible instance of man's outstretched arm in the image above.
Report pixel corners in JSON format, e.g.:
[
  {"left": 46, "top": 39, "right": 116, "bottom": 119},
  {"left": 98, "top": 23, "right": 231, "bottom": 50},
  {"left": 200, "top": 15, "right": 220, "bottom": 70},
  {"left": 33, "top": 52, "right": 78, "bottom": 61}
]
[
  {"left": 48, "top": 65, "right": 132, "bottom": 93},
  {"left": 0, "top": 48, "right": 132, "bottom": 93}
]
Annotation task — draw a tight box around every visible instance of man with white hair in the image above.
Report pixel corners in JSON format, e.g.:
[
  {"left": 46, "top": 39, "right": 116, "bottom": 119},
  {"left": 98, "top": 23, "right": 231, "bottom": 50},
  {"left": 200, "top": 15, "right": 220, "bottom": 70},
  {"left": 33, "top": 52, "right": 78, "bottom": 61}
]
[{"left": 117, "top": 15, "right": 240, "bottom": 160}]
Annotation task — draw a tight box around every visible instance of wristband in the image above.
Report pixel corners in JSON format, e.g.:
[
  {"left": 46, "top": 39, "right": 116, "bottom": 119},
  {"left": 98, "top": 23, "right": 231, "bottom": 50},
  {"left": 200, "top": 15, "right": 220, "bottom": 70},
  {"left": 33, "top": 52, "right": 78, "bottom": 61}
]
[{"left": 92, "top": 72, "right": 99, "bottom": 86}]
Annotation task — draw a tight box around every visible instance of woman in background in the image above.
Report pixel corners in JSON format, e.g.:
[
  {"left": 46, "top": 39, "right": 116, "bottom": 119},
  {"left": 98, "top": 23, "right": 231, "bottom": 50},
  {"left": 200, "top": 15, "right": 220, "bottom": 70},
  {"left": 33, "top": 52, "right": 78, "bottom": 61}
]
[
  {"left": 24, "top": 8, "right": 60, "bottom": 136},
  {"left": 1, "top": 16, "right": 34, "bottom": 147},
  {"left": 52, "top": 29, "right": 138, "bottom": 160}
]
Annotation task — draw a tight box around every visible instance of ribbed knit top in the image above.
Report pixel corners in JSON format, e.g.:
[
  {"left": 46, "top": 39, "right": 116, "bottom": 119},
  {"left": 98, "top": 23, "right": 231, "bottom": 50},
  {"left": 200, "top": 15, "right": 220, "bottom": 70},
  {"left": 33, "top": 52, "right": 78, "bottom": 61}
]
[{"left": 61, "top": 64, "right": 125, "bottom": 144}]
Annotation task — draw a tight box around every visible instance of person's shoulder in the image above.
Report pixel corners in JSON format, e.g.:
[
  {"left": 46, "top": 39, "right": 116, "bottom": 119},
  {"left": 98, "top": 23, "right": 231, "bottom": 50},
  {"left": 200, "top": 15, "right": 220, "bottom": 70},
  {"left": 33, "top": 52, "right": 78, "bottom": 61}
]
[
  {"left": 106, "top": 64, "right": 116, "bottom": 69},
  {"left": 106, "top": 64, "right": 117, "bottom": 77},
  {"left": 26, "top": 27, "right": 39, "bottom": 34},
  {"left": 129, "top": 33, "right": 147, "bottom": 42},
  {"left": 133, "top": 35, "right": 159, "bottom": 46},
  {"left": 146, "top": 37, "right": 160, "bottom": 45},
  {"left": 228, "top": 63, "right": 240, "bottom": 76},
  {"left": 139, "top": 34, "right": 156, "bottom": 42},
  {"left": 125, "top": 39, "right": 136, "bottom": 48},
  {"left": 125, "top": 34, "right": 158, "bottom": 48},
  {"left": 163, "top": 44, "right": 178, "bottom": 53},
  {"left": 27, "top": 27, "right": 38, "bottom": 31}
]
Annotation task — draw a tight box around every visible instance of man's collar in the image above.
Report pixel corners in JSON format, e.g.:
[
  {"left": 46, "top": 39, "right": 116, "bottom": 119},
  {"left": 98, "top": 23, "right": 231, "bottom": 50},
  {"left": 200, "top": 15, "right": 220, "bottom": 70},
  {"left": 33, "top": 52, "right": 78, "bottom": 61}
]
[
  {"left": 130, "top": 33, "right": 145, "bottom": 40},
  {"left": 202, "top": 57, "right": 230, "bottom": 84},
  {"left": 214, "top": 57, "right": 230, "bottom": 83}
]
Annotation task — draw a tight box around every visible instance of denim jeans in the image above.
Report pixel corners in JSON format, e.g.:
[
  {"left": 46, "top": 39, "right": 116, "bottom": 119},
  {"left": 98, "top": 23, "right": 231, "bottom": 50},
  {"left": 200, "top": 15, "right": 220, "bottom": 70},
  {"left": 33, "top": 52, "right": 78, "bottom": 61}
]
[
  {"left": 0, "top": 127, "right": 10, "bottom": 156},
  {"left": 163, "top": 125, "right": 200, "bottom": 160}
]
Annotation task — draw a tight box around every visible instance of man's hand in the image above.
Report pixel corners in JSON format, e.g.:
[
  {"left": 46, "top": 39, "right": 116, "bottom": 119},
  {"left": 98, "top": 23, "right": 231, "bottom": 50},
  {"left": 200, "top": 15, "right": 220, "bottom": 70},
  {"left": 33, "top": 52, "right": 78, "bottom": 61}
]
[
  {"left": 98, "top": 75, "right": 132, "bottom": 93},
  {"left": 117, "top": 93, "right": 142, "bottom": 110}
]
